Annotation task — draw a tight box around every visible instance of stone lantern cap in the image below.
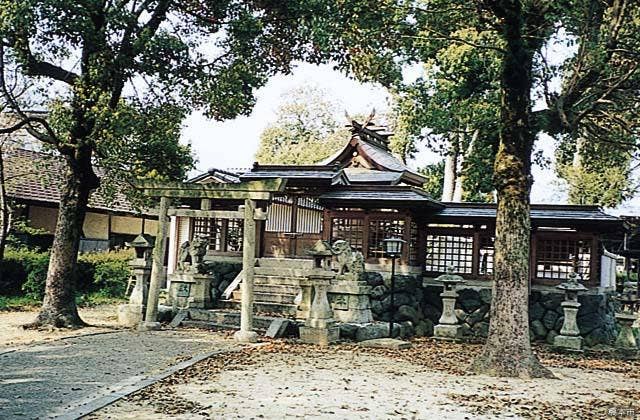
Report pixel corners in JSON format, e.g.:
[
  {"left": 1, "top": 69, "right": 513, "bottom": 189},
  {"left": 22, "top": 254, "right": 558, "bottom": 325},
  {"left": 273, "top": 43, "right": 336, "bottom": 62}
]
[
  {"left": 307, "top": 240, "right": 335, "bottom": 256},
  {"left": 556, "top": 271, "right": 588, "bottom": 293},
  {"left": 434, "top": 265, "right": 465, "bottom": 285},
  {"left": 126, "top": 233, "right": 155, "bottom": 250}
]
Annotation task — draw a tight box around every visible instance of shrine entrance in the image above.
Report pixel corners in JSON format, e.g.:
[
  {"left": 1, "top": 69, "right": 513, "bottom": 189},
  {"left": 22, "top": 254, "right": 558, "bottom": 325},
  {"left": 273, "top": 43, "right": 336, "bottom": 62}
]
[{"left": 137, "top": 178, "right": 286, "bottom": 343}]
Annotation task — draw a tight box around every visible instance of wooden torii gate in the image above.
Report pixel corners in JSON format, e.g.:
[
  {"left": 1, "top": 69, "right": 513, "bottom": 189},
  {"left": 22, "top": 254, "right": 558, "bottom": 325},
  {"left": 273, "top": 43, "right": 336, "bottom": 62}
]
[{"left": 137, "top": 179, "right": 287, "bottom": 343}]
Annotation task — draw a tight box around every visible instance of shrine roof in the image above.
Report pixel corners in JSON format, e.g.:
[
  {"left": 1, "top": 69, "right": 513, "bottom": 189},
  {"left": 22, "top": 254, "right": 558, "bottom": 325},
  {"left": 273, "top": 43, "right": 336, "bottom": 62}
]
[
  {"left": 319, "top": 186, "right": 443, "bottom": 209},
  {"left": 320, "top": 119, "right": 427, "bottom": 187},
  {"left": 433, "top": 202, "right": 623, "bottom": 228},
  {"left": 239, "top": 164, "right": 348, "bottom": 187}
]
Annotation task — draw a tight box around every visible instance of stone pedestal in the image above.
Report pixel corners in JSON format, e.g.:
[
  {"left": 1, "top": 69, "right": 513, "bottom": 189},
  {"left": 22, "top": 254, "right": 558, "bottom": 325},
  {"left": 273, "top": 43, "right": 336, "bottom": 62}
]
[
  {"left": 296, "top": 280, "right": 313, "bottom": 320},
  {"left": 434, "top": 289, "right": 463, "bottom": 340},
  {"left": 300, "top": 272, "right": 339, "bottom": 346},
  {"left": 328, "top": 277, "right": 373, "bottom": 324},
  {"left": 553, "top": 272, "right": 588, "bottom": 352},
  {"left": 167, "top": 272, "right": 215, "bottom": 310},
  {"left": 615, "top": 313, "right": 638, "bottom": 351},
  {"left": 433, "top": 268, "right": 465, "bottom": 341},
  {"left": 554, "top": 299, "right": 584, "bottom": 352},
  {"left": 118, "top": 304, "right": 144, "bottom": 327},
  {"left": 118, "top": 263, "right": 151, "bottom": 327}
]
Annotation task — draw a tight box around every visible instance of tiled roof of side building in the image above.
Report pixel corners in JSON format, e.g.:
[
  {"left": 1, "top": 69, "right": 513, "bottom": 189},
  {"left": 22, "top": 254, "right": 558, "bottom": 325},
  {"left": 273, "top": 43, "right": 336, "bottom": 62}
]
[
  {"left": 4, "top": 148, "right": 155, "bottom": 216},
  {"left": 434, "top": 202, "right": 621, "bottom": 224}
]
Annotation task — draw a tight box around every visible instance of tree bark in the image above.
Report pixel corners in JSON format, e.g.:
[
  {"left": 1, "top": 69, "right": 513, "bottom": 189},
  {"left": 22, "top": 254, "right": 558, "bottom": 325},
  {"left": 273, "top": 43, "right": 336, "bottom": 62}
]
[
  {"left": 469, "top": 0, "right": 554, "bottom": 379},
  {"left": 0, "top": 146, "right": 10, "bottom": 262},
  {"left": 25, "top": 150, "right": 98, "bottom": 329},
  {"left": 441, "top": 141, "right": 457, "bottom": 201}
]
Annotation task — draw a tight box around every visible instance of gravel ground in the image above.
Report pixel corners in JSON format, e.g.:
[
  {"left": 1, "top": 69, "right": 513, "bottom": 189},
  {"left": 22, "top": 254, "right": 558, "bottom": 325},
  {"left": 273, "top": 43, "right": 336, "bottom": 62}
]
[
  {"left": 93, "top": 339, "right": 640, "bottom": 420},
  {"left": 0, "top": 329, "right": 238, "bottom": 419},
  {"left": 0, "top": 305, "right": 120, "bottom": 350}
]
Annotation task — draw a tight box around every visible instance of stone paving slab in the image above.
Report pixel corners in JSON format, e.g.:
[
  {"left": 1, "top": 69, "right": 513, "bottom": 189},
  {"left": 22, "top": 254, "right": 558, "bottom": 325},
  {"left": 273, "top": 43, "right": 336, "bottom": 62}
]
[
  {"left": 0, "top": 329, "right": 237, "bottom": 419},
  {"left": 358, "top": 338, "right": 412, "bottom": 349}
]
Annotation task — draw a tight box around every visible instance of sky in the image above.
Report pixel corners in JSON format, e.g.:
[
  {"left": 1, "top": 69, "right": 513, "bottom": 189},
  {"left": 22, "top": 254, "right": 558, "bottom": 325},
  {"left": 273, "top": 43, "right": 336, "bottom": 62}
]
[{"left": 180, "top": 62, "right": 637, "bottom": 213}]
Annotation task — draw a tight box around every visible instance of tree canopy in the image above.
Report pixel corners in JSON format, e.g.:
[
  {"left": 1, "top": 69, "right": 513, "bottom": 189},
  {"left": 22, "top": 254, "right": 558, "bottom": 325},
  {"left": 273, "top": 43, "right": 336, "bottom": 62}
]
[
  {"left": 254, "top": 86, "right": 349, "bottom": 165},
  {"left": 0, "top": 0, "right": 370, "bottom": 327}
]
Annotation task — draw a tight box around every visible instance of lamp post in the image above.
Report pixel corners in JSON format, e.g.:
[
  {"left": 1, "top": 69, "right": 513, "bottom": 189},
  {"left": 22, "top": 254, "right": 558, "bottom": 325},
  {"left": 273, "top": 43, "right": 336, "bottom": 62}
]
[{"left": 383, "top": 237, "right": 405, "bottom": 338}]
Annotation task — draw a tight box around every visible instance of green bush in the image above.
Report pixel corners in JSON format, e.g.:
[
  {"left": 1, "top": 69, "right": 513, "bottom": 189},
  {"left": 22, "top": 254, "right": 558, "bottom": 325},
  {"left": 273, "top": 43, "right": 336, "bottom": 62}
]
[
  {"left": 1, "top": 247, "right": 133, "bottom": 301},
  {"left": 80, "top": 250, "right": 133, "bottom": 297}
]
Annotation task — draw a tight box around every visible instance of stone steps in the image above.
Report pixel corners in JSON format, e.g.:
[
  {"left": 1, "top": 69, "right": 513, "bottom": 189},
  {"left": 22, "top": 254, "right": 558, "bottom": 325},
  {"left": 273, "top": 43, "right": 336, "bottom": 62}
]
[
  {"left": 254, "top": 283, "right": 301, "bottom": 295},
  {"left": 186, "top": 309, "right": 277, "bottom": 331},
  {"left": 217, "top": 299, "right": 298, "bottom": 316},
  {"left": 231, "top": 290, "right": 297, "bottom": 304},
  {"left": 257, "top": 258, "right": 313, "bottom": 269},
  {"left": 254, "top": 266, "right": 310, "bottom": 278},
  {"left": 254, "top": 275, "right": 304, "bottom": 286}
]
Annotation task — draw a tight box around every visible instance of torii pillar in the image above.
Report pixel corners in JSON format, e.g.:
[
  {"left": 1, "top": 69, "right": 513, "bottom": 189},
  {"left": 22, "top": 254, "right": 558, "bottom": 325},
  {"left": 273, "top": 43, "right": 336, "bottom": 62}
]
[{"left": 234, "top": 199, "right": 259, "bottom": 343}]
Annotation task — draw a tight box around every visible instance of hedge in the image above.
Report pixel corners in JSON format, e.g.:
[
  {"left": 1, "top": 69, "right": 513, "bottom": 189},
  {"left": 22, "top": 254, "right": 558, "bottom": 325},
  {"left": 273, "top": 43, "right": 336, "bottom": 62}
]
[{"left": 0, "top": 248, "right": 133, "bottom": 300}]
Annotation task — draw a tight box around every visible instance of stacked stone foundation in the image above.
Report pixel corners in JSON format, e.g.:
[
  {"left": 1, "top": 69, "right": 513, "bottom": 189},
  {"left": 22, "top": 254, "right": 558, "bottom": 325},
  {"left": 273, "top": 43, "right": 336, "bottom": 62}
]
[{"left": 364, "top": 272, "right": 621, "bottom": 347}]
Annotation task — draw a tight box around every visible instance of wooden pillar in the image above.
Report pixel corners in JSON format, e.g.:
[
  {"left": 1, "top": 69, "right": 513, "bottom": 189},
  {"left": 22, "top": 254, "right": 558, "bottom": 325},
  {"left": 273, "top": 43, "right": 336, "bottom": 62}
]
[
  {"left": 140, "top": 196, "right": 170, "bottom": 330},
  {"left": 234, "top": 198, "right": 258, "bottom": 343}
]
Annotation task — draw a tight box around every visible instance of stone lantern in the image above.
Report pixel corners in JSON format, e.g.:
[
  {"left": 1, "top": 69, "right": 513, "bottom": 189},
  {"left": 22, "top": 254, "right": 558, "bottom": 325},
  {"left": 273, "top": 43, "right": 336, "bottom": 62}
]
[
  {"left": 299, "top": 268, "right": 340, "bottom": 346},
  {"left": 307, "top": 240, "right": 334, "bottom": 271},
  {"left": 553, "top": 270, "right": 588, "bottom": 352},
  {"left": 118, "top": 233, "right": 155, "bottom": 327},
  {"left": 614, "top": 281, "right": 639, "bottom": 353},
  {"left": 434, "top": 266, "right": 466, "bottom": 340}
]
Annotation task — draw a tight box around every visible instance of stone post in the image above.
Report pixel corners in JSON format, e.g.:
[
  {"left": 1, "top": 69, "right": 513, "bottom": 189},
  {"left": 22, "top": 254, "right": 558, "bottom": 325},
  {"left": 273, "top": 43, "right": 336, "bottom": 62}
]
[
  {"left": 300, "top": 270, "right": 340, "bottom": 346},
  {"left": 140, "top": 196, "right": 170, "bottom": 331},
  {"left": 554, "top": 271, "right": 588, "bottom": 352},
  {"left": 614, "top": 313, "right": 638, "bottom": 351},
  {"left": 614, "top": 281, "right": 639, "bottom": 353},
  {"left": 433, "top": 267, "right": 465, "bottom": 340},
  {"left": 234, "top": 199, "right": 258, "bottom": 343}
]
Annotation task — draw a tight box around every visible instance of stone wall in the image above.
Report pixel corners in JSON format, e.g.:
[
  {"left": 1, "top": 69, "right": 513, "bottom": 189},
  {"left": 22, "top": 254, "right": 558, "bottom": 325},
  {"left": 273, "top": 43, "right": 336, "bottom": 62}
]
[{"left": 364, "top": 272, "right": 619, "bottom": 346}]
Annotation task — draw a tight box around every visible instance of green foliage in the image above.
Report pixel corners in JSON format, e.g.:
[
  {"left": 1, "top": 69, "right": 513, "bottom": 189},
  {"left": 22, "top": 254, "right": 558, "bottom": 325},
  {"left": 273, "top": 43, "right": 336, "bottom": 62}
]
[
  {"left": 14, "top": 249, "right": 50, "bottom": 300},
  {"left": 0, "top": 295, "right": 40, "bottom": 311},
  {"left": 419, "top": 161, "right": 445, "bottom": 200},
  {"left": 79, "top": 250, "right": 133, "bottom": 298},
  {"left": 1, "top": 248, "right": 133, "bottom": 300},
  {"left": 255, "top": 86, "right": 349, "bottom": 165}
]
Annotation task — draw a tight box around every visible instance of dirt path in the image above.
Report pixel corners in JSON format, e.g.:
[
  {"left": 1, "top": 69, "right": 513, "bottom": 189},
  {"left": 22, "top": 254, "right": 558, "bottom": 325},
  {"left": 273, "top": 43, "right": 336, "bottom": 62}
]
[
  {"left": 0, "top": 329, "right": 239, "bottom": 419},
  {"left": 94, "top": 340, "right": 640, "bottom": 420},
  {"left": 0, "top": 305, "right": 120, "bottom": 350}
]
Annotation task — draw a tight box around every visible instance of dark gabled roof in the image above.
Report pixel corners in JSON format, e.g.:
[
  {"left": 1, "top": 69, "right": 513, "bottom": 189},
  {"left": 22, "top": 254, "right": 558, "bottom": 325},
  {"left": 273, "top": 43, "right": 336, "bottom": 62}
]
[
  {"left": 319, "top": 186, "right": 443, "bottom": 209},
  {"left": 4, "top": 148, "right": 154, "bottom": 216},
  {"left": 239, "top": 164, "right": 348, "bottom": 187},
  {"left": 188, "top": 167, "right": 242, "bottom": 184},
  {"left": 433, "top": 202, "right": 622, "bottom": 228},
  {"left": 320, "top": 120, "right": 427, "bottom": 187}
]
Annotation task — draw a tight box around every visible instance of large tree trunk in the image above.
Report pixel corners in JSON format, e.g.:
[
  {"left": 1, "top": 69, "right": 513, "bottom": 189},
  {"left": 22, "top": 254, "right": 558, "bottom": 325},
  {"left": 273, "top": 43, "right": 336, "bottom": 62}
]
[
  {"left": 26, "top": 151, "right": 97, "bottom": 329},
  {"left": 0, "top": 146, "right": 10, "bottom": 262},
  {"left": 469, "top": 0, "right": 553, "bottom": 379},
  {"left": 441, "top": 142, "right": 457, "bottom": 201}
]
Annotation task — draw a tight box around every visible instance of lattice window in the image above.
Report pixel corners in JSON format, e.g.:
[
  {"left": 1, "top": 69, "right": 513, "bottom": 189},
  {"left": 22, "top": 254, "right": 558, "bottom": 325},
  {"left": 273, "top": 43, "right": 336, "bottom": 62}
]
[
  {"left": 192, "top": 217, "right": 243, "bottom": 253},
  {"left": 368, "top": 219, "right": 406, "bottom": 258},
  {"left": 265, "top": 196, "right": 293, "bottom": 232},
  {"left": 331, "top": 218, "right": 364, "bottom": 253},
  {"left": 535, "top": 238, "right": 591, "bottom": 280},
  {"left": 226, "top": 219, "right": 244, "bottom": 252},
  {"left": 296, "top": 197, "right": 323, "bottom": 234},
  {"left": 478, "top": 236, "right": 495, "bottom": 276},
  {"left": 409, "top": 221, "right": 419, "bottom": 265},
  {"left": 425, "top": 234, "right": 473, "bottom": 274}
]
